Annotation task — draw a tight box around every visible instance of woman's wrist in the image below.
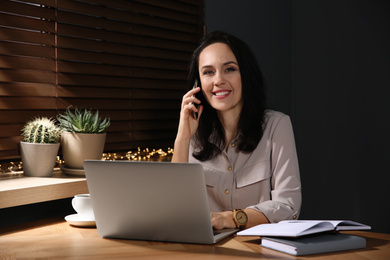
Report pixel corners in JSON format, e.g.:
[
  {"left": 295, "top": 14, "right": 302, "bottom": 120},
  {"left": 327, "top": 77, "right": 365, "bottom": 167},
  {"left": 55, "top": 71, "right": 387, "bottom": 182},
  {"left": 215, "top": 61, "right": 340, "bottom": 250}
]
[
  {"left": 174, "top": 137, "right": 191, "bottom": 146},
  {"left": 172, "top": 138, "right": 191, "bottom": 163},
  {"left": 224, "top": 211, "right": 237, "bottom": 229}
]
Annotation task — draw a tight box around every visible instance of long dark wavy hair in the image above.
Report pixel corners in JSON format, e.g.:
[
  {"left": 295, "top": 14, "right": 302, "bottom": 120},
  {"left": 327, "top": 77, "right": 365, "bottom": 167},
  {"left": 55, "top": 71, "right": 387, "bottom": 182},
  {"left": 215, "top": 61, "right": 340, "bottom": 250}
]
[{"left": 188, "top": 31, "right": 267, "bottom": 161}]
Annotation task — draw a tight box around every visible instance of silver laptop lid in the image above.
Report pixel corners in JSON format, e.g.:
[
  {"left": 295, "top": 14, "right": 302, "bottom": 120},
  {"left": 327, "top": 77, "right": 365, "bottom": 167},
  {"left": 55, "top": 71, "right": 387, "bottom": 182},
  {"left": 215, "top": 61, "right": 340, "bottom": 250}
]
[{"left": 84, "top": 160, "right": 220, "bottom": 244}]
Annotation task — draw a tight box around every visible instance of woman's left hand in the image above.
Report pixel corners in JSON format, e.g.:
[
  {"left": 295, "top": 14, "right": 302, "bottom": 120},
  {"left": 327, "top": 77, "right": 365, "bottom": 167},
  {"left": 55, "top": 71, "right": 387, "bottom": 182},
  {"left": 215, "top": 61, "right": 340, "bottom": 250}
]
[{"left": 210, "top": 211, "right": 236, "bottom": 230}]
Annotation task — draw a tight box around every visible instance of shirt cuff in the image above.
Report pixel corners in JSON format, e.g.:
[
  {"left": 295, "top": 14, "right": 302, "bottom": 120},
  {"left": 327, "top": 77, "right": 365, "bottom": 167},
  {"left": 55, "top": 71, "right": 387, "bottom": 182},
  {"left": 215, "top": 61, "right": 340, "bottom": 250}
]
[{"left": 247, "top": 201, "right": 300, "bottom": 223}]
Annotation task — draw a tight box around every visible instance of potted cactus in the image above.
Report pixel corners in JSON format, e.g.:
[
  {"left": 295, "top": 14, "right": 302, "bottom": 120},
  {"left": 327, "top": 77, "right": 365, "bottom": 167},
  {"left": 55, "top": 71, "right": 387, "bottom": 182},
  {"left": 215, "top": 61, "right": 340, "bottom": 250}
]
[
  {"left": 20, "top": 117, "right": 61, "bottom": 177},
  {"left": 57, "top": 106, "right": 110, "bottom": 175}
]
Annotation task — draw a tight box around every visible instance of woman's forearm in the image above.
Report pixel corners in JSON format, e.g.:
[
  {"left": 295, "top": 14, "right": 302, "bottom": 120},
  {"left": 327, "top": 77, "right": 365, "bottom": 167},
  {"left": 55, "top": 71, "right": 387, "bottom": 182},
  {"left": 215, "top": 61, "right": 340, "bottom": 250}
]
[
  {"left": 171, "top": 138, "right": 190, "bottom": 163},
  {"left": 245, "top": 208, "right": 269, "bottom": 228}
]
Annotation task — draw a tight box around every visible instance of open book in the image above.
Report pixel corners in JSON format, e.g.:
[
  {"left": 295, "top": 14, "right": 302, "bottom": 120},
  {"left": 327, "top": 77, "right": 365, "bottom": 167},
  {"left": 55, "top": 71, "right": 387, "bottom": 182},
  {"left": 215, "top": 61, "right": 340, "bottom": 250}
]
[{"left": 237, "top": 220, "right": 371, "bottom": 237}]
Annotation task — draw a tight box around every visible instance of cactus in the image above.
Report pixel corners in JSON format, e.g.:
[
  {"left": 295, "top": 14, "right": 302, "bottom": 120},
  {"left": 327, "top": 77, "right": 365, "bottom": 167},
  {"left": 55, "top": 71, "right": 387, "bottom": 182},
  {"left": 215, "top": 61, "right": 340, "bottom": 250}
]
[
  {"left": 57, "top": 106, "right": 110, "bottom": 133},
  {"left": 21, "top": 117, "right": 61, "bottom": 143}
]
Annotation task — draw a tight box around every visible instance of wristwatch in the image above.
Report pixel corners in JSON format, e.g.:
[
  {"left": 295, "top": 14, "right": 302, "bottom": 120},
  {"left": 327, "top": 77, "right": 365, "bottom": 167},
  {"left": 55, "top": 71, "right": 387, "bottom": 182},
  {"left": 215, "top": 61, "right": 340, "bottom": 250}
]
[{"left": 233, "top": 209, "right": 248, "bottom": 229}]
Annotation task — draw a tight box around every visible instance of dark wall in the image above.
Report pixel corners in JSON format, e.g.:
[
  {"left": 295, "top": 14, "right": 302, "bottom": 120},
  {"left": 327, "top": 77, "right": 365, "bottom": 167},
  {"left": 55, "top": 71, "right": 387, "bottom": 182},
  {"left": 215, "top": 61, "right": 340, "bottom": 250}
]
[
  {"left": 205, "top": 0, "right": 293, "bottom": 114},
  {"left": 206, "top": 0, "right": 390, "bottom": 233},
  {"left": 293, "top": 0, "right": 390, "bottom": 233}
]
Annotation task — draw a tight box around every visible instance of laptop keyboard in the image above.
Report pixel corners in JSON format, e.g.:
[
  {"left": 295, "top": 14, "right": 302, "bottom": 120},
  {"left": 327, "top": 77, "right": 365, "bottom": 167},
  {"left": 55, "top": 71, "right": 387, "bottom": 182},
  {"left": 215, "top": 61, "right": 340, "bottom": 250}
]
[{"left": 213, "top": 231, "right": 221, "bottom": 236}]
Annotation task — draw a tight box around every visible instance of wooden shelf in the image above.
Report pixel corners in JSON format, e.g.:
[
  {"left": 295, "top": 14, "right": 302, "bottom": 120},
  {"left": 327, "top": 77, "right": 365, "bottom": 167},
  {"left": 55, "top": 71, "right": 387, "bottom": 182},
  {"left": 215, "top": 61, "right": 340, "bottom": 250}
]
[{"left": 0, "top": 169, "right": 88, "bottom": 209}]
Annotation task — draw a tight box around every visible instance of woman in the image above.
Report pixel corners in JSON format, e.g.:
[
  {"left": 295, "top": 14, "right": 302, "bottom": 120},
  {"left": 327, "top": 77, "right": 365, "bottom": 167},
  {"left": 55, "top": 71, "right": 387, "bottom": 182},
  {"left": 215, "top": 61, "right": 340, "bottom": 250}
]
[{"left": 172, "top": 31, "right": 301, "bottom": 230}]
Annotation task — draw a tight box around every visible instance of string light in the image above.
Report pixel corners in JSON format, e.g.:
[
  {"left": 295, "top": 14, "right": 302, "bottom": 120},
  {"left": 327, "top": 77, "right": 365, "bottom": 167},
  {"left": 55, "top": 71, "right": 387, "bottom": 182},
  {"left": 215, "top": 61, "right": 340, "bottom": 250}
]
[
  {"left": 0, "top": 147, "right": 174, "bottom": 177},
  {"left": 102, "top": 147, "right": 173, "bottom": 162}
]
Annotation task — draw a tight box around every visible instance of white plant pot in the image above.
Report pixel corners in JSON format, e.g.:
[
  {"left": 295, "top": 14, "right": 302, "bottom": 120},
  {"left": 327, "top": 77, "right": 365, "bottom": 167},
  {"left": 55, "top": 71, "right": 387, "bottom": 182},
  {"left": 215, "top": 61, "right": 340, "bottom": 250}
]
[
  {"left": 20, "top": 142, "right": 60, "bottom": 177},
  {"left": 61, "top": 132, "right": 106, "bottom": 169}
]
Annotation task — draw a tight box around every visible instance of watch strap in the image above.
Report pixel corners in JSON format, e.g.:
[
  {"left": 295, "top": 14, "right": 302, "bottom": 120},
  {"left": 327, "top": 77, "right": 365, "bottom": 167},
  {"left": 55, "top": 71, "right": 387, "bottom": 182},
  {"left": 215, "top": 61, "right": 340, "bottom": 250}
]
[{"left": 233, "top": 209, "right": 248, "bottom": 229}]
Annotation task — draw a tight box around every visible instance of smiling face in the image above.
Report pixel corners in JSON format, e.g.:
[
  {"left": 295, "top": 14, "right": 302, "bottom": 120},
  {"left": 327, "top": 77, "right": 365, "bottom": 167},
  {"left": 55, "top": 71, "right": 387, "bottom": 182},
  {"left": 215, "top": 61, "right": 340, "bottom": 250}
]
[{"left": 198, "top": 43, "right": 243, "bottom": 117}]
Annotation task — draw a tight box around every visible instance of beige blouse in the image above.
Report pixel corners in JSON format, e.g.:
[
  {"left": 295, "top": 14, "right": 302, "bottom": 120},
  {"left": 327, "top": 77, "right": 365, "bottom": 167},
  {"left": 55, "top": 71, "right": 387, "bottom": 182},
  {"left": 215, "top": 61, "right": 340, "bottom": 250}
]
[{"left": 189, "top": 110, "right": 302, "bottom": 223}]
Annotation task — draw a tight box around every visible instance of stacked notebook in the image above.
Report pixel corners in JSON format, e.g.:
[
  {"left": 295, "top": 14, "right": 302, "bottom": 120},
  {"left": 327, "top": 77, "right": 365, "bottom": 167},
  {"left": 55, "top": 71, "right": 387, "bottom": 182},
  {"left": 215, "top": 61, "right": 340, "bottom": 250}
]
[{"left": 237, "top": 220, "right": 371, "bottom": 256}]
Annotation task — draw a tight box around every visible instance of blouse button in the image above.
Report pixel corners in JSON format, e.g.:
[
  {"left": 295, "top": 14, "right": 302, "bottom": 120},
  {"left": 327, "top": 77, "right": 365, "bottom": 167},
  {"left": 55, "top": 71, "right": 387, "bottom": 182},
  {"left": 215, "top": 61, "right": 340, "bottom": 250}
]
[
  {"left": 231, "top": 143, "right": 236, "bottom": 147},
  {"left": 224, "top": 189, "right": 229, "bottom": 195},
  {"left": 292, "top": 215, "right": 297, "bottom": 220},
  {"left": 227, "top": 166, "right": 232, "bottom": 171}
]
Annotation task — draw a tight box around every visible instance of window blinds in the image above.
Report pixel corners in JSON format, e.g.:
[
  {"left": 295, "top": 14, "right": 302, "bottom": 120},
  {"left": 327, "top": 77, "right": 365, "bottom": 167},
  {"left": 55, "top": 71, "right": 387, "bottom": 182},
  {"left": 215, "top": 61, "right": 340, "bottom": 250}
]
[{"left": 0, "top": 0, "right": 204, "bottom": 160}]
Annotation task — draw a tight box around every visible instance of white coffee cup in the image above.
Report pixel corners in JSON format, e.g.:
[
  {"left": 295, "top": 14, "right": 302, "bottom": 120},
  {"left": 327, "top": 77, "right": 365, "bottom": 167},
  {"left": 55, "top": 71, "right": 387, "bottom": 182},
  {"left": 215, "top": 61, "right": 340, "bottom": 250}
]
[{"left": 72, "top": 194, "right": 94, "bottom": 219}]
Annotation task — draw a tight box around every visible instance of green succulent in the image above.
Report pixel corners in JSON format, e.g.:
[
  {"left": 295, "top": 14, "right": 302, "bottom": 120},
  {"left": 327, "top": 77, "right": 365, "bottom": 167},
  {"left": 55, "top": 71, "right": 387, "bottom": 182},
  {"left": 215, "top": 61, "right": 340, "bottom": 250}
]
[
  {"left": 21, "top": 117, "right": 61, "bottom": 143},
  {"left": 57, "top": 106, "right": 110, "bottom": 133}
]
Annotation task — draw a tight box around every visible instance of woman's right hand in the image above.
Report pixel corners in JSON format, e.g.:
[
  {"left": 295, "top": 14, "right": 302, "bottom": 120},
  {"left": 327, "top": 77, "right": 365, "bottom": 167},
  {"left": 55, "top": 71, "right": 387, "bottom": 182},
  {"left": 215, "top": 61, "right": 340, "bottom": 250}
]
[
  {"left": 172, "top": 87, "right": 203, "bottom": 163},
  {"left": 176, "top": 87, "right": 203, "bottom": 141}
]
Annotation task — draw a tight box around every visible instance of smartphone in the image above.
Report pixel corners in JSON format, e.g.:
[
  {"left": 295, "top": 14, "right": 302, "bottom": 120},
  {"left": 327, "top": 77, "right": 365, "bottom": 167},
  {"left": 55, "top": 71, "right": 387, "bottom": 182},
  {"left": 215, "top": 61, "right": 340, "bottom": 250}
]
[{"left": 192, "top": 79, "right": 199, "bottom": 120}]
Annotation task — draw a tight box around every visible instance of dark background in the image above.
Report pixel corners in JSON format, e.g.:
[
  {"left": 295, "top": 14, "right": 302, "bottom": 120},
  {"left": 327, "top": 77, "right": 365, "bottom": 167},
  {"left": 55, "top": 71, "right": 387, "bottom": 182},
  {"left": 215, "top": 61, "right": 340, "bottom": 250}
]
[{"left": 206, "top": 0, "right": 390, "bottom": 233}]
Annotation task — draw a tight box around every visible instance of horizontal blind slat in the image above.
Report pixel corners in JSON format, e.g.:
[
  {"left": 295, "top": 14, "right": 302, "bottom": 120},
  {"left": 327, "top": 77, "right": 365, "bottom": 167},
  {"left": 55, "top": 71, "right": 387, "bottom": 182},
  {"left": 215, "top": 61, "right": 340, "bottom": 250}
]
[
  {"left": 56, "top": 23, "right": 196, "bottom": 51},
  {"left": 0, "top": 12, "right": 55, "bottom": 33},
  {"left": 0, "top": 124, "right": 22, "bottom": 138},
  {"left": 0, "top": 56, "right": 54, "bottom": 71},
  {"left": 0, "top": 27, "right": 54, "bottom": 45},
  {"left": 0, "top": 42, "right": 55, "bottom": 58},
  {"left": 68, "top": 0, "right": 132, "bottom": 11},
  {"left": 56, "top": 49, "right": 188, "bottom": 70},
  {"left": 57, "top": 73, "right": 187, "bottom": 87},
  {"left": 0, "top": 0, "right": 55, "bottom": 20},
  {"left": 130, "top": 79, "right": 187, "bottom": 90},
  {"left": 131, "top": 1, "right": 199, "bottom": 23},
  {"left": 56, "top": 86, "right": 184, "bottom": 99},
  {"left": 56, "top": 36, "right": 191, "bottom": 60},
  {"left": 0, "top": 69, "right": 56, "bottom": 84},
  {"left": 0, "top": 83, "right": 56, "bottom": 97},
  {"left": 57, "top": 9, "right": 198, "bottom": 35},
  {"left": 106, "top": 131, "right": 175, "bottom": 144},
  {"left": 0, "top": 110, "right": 58, "bottom": 124},
  {"left": 134, "top": 0, "right": 200, "bottom": 15},
  {"left": 57, "top": 0, "right": 132, "bottom": 23},
  {"left": 0, "top": 97, "right": 57, "bottom": 109},
  {"left": 56, "top": 98, "right": 180, "bottom": 110},
  {"left": 108, "top": 120, "right": 178, "bottom": 132},
  {"left": 20, "top": 0, "right": 57, "bottom": 8}
]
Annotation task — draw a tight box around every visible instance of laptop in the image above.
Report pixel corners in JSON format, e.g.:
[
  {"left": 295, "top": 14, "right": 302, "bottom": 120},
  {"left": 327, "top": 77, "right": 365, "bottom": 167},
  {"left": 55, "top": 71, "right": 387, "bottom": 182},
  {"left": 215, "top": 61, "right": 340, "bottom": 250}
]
[{"left": 83, "top": 160, "right": 238, "bottom": 244}]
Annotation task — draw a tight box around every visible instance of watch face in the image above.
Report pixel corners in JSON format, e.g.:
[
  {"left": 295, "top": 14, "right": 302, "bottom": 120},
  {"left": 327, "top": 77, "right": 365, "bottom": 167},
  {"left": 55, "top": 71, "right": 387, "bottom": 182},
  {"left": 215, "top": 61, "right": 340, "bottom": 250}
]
[{"left": 236, "top": 211, "right": 247, "bottom": 224}]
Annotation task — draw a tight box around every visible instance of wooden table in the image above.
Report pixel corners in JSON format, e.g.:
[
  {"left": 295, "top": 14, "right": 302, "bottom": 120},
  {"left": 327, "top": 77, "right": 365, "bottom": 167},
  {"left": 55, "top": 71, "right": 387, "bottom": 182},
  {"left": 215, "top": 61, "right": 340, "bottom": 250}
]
[{"left": 0, "top": 217, "right": 389, "bottom": 259}]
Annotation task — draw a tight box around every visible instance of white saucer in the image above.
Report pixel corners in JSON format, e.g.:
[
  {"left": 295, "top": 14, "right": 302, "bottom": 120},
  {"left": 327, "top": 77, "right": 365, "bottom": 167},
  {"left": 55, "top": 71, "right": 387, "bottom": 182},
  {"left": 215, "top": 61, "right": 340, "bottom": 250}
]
[
  {"left": 60, "top": 166, "right": 85, "bottom": 176},
  {"left": 65, "top": 214, "right": 96, "bottom": 227}
]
